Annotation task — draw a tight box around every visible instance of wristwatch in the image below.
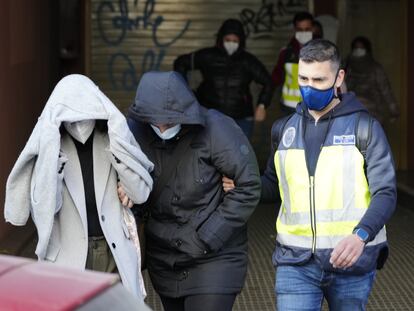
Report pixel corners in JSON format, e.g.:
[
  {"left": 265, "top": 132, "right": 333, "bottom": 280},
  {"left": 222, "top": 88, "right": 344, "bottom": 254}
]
[{"left": 353, "top": 228, "right": 369, "bottom": 243}]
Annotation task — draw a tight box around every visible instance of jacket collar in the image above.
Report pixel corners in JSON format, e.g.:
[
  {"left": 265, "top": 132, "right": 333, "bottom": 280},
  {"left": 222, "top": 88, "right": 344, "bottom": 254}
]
[
  {"left": 60, "top": 132, "right": 88, "bottom": 234},
  {"left": 92, "top": 130, "right": 111, "bottom": 212}
]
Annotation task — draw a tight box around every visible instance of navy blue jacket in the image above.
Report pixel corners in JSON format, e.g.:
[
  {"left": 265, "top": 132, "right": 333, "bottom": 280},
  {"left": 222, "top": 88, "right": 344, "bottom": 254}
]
[
  {"left": 262, "top": 93, "right": 397, "bottom": 273},
  {"left": 128, "top": 71, "right": 261, "bottom": 297}
]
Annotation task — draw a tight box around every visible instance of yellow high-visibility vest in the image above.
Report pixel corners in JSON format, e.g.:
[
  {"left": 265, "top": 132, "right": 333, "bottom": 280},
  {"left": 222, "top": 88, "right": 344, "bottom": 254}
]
[
  {"left": 282, "top": 63, "right": 301, "bottom": 108},
  {"left": 274, "top": 116, "right": 386, "bottom": 252}
]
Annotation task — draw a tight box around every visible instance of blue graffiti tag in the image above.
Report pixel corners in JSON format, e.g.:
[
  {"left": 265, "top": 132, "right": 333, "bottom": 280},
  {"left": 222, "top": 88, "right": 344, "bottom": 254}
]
[
  {"left": 240, "top": 0, "right": 307, "bottom": 38},
  {"left": 97, "top": 0, "right": 191, "bottom": 90},
  {"left": 97, "top": 0, "right": 191, "bottom": 47},
  {"left": 108, "top": 53, "right": 137, "bottom": 91},
  {"left": 108, "top": 50, "right": 166, "bottom": 91}
]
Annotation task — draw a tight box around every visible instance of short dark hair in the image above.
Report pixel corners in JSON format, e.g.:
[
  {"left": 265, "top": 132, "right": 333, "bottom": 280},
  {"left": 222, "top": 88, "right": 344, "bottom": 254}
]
[
  {"left": 299, "top": 39, "right": 341, "bottom": 71},
  {"left": 293, "top": 12, "right": 314, "bottom": 26}
]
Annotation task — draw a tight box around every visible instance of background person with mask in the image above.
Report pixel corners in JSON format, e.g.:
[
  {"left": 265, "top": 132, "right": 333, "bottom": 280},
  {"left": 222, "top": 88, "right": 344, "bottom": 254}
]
[
  {"left": 173, "top": 18, "right": 272, "bottom": 139},
  {"left": 4, "top": 74, "right": 154, "bottom": 301},
  {"left": 344, "top": 36, "right": 400, "bottom": 124},
  {"left": 126, "top": 71, "right": 261, "bottom": 311},
  {"left": 271, "top": 11, "right": 314, "bottom": 114}
]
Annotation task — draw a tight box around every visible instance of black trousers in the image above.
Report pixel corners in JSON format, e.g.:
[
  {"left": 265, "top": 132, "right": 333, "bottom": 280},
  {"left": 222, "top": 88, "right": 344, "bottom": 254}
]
[{"left": 160, "top": 294, "right": 237, "bottom": 311}]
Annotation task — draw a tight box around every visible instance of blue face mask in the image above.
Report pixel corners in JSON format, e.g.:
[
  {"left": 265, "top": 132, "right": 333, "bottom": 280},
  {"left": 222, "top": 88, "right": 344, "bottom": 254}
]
[{"left": 299, "top": 72, "right": 339, "bottom": 111}]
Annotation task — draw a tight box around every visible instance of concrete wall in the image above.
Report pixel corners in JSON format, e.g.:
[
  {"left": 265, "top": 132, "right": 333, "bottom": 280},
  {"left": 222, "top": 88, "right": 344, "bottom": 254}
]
[{"left": 0, "top": 0, "right": 57, "bottom": 239}]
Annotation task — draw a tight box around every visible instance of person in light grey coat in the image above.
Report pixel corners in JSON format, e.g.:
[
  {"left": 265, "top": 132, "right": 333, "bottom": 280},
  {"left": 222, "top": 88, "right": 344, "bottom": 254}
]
[{"left": 4, "top": 74, "right": 153, "bottom": 300}]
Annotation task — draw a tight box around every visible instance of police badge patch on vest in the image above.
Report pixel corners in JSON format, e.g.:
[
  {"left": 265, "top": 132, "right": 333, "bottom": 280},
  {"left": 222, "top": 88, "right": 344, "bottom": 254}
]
[
  {"left": 333, "top": 135, "right": 356, "bottom": 145},
  {"left": 282, "top": 127, "right": 296, "bottom": 148}
]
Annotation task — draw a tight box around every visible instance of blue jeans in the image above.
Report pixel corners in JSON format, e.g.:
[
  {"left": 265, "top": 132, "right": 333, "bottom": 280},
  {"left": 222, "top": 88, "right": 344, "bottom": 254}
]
[{"left": 275, "top": 259, "right": 376, "bottom": 311}]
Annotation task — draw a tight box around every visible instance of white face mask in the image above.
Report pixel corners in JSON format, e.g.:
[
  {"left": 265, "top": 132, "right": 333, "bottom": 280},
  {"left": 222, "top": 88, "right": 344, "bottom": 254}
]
[
  {"left": 295, "top": 31, "right": 313, "bottom": 45},
  {"left": 64, "top": 120, "right": 96, "bottom": 144},
  {"left": 150, "top": 124, "right": 181, "bottom": 140},
  {"left": 223, "top": 41, "right": 239, "bottom": 55},
  {"left": 352, "top": 48, "right": 367, "bottom": 58}
]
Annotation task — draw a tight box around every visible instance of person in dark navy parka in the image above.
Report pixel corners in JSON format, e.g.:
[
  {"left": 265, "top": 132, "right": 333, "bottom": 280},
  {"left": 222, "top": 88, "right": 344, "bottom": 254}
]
[{"left": 126, "top": 71, "right": 261, "bottom": 311}]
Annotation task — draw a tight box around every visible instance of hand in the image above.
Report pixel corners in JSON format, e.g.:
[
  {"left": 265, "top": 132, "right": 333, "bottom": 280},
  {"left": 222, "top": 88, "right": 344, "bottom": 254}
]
[
  {"left": 254, "top": 104, "right": 266, "bottom": 122},
  {"left": 330, "top": 234, "right": 365, "bottom": 269},
  {"left": 222, "top": 176, "right": 235, "bottom": 193},
  {"left": 117, "top": 182, "right": 134, "bottom": 208}
]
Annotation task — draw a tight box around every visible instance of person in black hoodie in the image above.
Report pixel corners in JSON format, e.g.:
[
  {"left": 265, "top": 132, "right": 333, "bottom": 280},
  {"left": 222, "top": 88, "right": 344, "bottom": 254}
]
[
  {"left": 125, "top": 71, "right": 261, "bottom": 311},
  {"left": 173, "top": 18, "right": 272, "bottom": 139}
]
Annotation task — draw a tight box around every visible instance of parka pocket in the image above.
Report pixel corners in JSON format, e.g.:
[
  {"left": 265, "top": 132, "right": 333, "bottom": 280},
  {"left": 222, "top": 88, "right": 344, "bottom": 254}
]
[
  {"left": 192, "top": 150, "right": 203, "bottom": 184},
  {"left": 172, "top": 233, "right": 207, "bottom": 268},
  {"left": 174, "top": 225, "right": 208, "bottom": 258},
  {"left": 190, "top": 147, "right": 214, "bottom": 191}
]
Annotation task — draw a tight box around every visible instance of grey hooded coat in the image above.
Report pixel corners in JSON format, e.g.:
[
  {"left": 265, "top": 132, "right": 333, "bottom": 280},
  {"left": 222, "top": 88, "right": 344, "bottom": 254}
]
[{"left": 5, "top": 74, "right": 154, "bottom": 299}]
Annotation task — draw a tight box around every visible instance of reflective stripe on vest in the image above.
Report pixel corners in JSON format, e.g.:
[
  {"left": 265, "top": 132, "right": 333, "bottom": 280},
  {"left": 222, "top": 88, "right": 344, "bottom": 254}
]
[
  {"left": 276, "top": 227, "right": 387, "bottom": 249},
  {"left": 282, "top": 63, "right": 301, "bottom": 108},
  {"left": 274, "top": 145, "right": 386, "bottom": 250}
]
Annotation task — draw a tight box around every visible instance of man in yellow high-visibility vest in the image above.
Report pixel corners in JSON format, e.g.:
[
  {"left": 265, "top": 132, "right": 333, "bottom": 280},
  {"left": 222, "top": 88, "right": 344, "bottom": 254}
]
[
  {"left": 262, "top": 39, "right": 397, "bottom": 310},
  {"left": 216, "top": 39, "right": 399, "bottom": 310},
  {"left": 271, "top": 12, "right": 314, "bottom": 115}
]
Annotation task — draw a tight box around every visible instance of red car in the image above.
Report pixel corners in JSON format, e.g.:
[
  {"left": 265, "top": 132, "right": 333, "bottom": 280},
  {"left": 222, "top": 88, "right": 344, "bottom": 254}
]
[{"left": 0, "top": 255, "right": 151, "bottom": 311}]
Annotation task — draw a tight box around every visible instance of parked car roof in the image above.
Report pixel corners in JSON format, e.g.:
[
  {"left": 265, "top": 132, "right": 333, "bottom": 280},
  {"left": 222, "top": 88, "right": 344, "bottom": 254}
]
[{"left": 0, "top": 255, "right": 151, "bottom": 311}]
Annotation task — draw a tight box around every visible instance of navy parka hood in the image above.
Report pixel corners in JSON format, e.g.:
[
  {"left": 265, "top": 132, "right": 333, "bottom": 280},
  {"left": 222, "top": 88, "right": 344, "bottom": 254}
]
[{"left": 128, "top": 71, "right": 206, "bottom": 126}]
